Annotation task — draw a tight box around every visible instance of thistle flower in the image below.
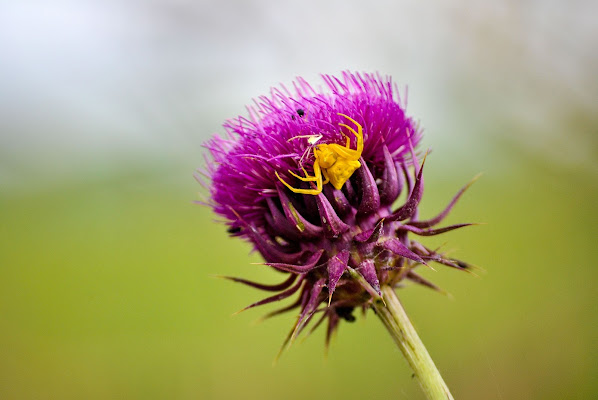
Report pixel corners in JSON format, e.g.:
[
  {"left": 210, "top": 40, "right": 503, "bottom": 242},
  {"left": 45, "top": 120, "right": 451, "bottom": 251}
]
[{"left": 199, "top": 71, "right": 476, "bottom": 363}]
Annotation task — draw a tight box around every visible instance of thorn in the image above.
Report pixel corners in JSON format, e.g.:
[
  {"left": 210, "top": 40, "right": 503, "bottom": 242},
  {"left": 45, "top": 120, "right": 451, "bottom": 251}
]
[
  {"left": 433, "top": 242, "right": 449, "bottom": 253},
  {"left": 272, "top": 311, "right": 300, "bottom": 361},
  {"left": 470, "top": 171, "right": 484, "bottom": 183},
  {"left": 249, "top": 315, "right": 267, "bottom": 325},
  {"left": 463, "top": 261, "right": 485, "bottom": 275},
  {"left": 422, "top": 148, "right": 429, "bottom": 163},
  {"left": 420, "top": 262, "right": 436, "bottom": 272},
  {"left": 231, "top": 308, "right": 247, "bottom": 316}
]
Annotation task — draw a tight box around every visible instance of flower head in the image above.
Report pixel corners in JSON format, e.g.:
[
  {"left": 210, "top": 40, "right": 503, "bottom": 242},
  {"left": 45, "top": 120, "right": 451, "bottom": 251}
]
[{"left": 199, "top": 71, "right": 476, "bottom": 349}]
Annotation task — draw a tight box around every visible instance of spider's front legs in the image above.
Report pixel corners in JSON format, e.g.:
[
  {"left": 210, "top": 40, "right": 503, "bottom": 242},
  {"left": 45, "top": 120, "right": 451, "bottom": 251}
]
[
  {"left": 333, "top": 114, "right": 364, "bottom": 160},
  {"left": 288, "top": 167, "right": 318, "bottom": 182},
  {"left": 275, "top": 151, "right": 323, "bottom": 195}
]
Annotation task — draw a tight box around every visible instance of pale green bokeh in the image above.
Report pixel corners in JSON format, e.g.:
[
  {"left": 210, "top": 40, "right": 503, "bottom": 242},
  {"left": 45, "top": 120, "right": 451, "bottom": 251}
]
[{"left": 1, "top": 143, "right": 596, "bottom": 399}]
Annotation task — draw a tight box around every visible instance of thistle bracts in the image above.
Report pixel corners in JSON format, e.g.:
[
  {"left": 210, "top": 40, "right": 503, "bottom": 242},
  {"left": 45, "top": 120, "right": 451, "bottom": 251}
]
[{"left": 200, "top": 71, "right": 476, "bottom": 349}]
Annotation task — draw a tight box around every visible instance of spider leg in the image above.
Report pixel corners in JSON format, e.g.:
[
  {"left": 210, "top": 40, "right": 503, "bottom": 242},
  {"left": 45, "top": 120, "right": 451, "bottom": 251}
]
[
  {"left": 275, "top": 150, "right": 323, "bottom": 195},
  {"left": 313, "top": 161, "right": 323, "bottom": 193},
  {"left": 288, "top": 167, "right": 318, "bottom": 182},
  {"left": 298, "top": 147, "right": 311, "bottom": 166},
  {"left": 327, "top": 143, "right": 360, "bottom": 160},
  {"left": 276, "top": 171, "right": 322, "bottom": 195},
  {"left": 338, "top": 124, "right": 359, "bottom": 147},
  {"left": 337, "top": 113, "right": 364, "bottom": 158},
  {"left": 338, "top": 131, "right": 351, "bottom": 148}
]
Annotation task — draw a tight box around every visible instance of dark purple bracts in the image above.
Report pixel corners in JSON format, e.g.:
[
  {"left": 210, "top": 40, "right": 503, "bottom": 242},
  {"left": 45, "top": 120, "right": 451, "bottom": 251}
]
[{"left": 199, "top": 72, "right": 475, "bottom": 348}]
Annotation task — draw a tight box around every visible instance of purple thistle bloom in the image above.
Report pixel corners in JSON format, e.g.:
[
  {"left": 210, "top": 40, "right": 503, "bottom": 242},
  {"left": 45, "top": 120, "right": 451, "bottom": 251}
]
[{"left": 199, "top": 71, "right": 476, "bottom": 349}]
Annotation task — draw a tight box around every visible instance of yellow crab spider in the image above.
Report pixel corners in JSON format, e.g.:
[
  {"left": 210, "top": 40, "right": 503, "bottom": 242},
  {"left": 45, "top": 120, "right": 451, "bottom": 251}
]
[{"left": 275, "top": 113, "right": 364, "bottom": 195}]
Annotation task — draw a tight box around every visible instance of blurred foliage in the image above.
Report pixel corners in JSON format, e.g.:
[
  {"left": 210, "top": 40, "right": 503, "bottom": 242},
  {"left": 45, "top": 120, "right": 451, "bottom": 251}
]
[{"left": 1, "top": 141, "right": 596, "bottom": 399}]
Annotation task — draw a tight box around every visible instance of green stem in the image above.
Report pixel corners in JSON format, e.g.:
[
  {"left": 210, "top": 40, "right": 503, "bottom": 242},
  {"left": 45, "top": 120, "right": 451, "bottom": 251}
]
[{"left": 372, "top": 285, "right": 454, "bottom": 400}]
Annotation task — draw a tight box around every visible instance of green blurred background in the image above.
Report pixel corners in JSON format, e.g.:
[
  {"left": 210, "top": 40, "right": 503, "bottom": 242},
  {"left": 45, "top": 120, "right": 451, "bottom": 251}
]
[{"left": 1, "top": 1, "right": 597, "bottom": 399}]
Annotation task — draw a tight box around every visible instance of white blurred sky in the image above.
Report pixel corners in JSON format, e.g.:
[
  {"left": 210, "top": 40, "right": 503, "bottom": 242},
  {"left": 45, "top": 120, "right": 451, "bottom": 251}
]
[{"left": 0, "top": 0, "right": 596, "bottom": 185}]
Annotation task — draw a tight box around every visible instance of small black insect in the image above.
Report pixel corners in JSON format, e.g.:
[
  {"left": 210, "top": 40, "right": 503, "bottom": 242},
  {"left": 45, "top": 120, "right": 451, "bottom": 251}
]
[
  {"left": 335, "top": 306, "right": 356, "bottom": 322},
  {"left": 227, "top": 226, "right": 241, "bottom": 234},
  {"left": 296, "top": 108, "right": 305, "bottom": 117}
]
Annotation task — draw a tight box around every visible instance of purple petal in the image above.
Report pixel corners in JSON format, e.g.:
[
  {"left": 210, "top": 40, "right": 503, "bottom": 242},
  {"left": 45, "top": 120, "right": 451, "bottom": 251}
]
[
  {"left": 221, "top": 273, "right": 297, "bottom": 292},
  {"left": 347, "top": 267, "right": 381, "bottom": 300},
  {"left": 265, "top": 197, "right": 301, "bottom": 240},
  {"left": 353, "top": 218, "right": 385, "bottom": 243},
  {"left": 293, "top": 278, "right": 326, "bottom": 339},
  {"left": 265, "top": 249, "right": 325, "bottom": 273},
  {"left": 277, "top": 185, "right": 323, "bottom": 238},
  {"left": 261, "top": 296, "right": 303, "bottom": 320},
  {"left": 356, "top": 159, "right": 381, "bottom": 216},
  {"left": 420, "top": 253, "right": 472, "bottom": 271},
  {"left": 327, "top": 250, "right": 350, "bottom": 302},
  {"left": 323, "top": 185, "right": 352, "bottom": 217},
  {"left": 379, "top": 144, "right": 401, "bottom": 205},
  {"left": 248, "top": 225, "right": 305, "bottom": 264},
  {"left": 236, "top": 277, "right": 305, "bottom": 313},
  {"left": 400, "top": 161, "right": 414, "bottom": 196},
  {"left": 357, "top": 259, "right": 380, "bottom": 295},
  {"left": 380, "top": 238, "right": 426, "bottom": 264},
  {"left": 342, "top": 178, "right": 358, "bottom": 204},
  {"left": 398, "top": 223, "right": 475, "bottom": 236},
  {"left": 387, "top": 155, "right": 426, "bottom": 222},
  {"left": 315, "top": 192, "right": 350, "bottom": 238}
]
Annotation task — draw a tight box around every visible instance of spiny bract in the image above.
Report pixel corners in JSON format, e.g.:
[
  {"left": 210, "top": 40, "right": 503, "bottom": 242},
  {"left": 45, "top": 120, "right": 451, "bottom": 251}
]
[{"left": 199, "top": 71, "right": 476, "bottom": 350}]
